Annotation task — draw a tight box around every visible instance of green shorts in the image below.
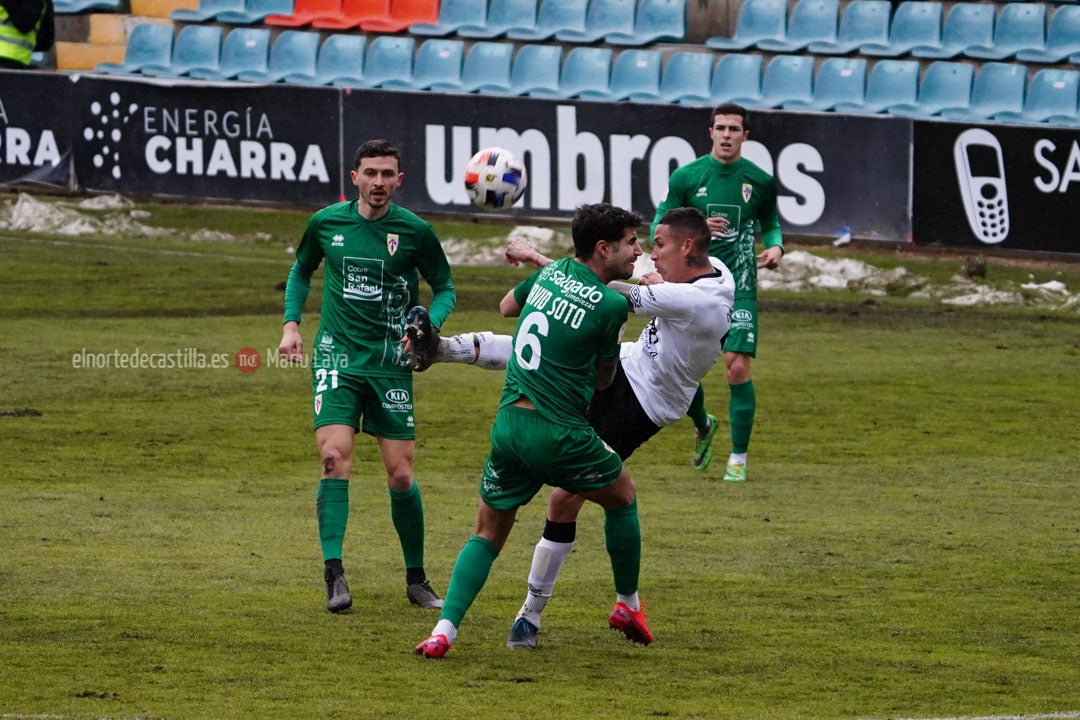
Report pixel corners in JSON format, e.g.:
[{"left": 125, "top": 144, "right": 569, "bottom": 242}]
[
  {"left": 479, "top": 405, "right": 623, "bottom": 511},
  {"left": 724, "top": 296, "right": 758, "bottom": 357},
  {"left": 311, "top": 368, "right": 415, "bottom": 439}
]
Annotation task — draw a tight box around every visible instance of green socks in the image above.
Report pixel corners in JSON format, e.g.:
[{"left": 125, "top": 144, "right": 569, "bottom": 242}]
[
  {"left": 729, "top": 379, "right": 756, "bottom": 454},
  {"left": 687, "top": 383, "right": 709, "bottom": 432},
  {"left": 604, "top": 498, "right": 641, "bottom": 597},
  {"left": 441, "top": 535, "right": 500, "bottom": 626},
  {"left": 316, "top": 478, "right": 349, "bottom": 562},
  {"left": 389, "top": 480, "right": 426, "bottom": 571}
]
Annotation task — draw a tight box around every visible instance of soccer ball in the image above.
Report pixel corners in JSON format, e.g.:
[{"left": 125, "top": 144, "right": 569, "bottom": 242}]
[{"left": 463, "top": 147, "right": 527, "bottom": 211}]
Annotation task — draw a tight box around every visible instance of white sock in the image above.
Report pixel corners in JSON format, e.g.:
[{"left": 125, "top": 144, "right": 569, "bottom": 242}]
[
  {"left": 475, "top": 332, "right": 512, "bottom": 370},
  {"left": 728, "top": 453, "right": 747, "bottom": 466},
  {"left": 516, "top": 538, "right": 574, "bottom": 627},
  {"left": 616, "top": 592, "right": 640, "bottom": 612},
  {"left": 432, "top": 618, "right": 457, "bottom": 644},
  {"left": 436, "top": 333, "right": 481, "bottom": 364}
]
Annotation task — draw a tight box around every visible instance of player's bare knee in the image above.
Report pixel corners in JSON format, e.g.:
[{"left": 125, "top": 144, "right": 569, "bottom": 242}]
[
  {"left": 385, "top": 468, "right": 414, "bottom": 493},
  {"left": 320, "top": 448, "right": 351, "bottom": 478}
]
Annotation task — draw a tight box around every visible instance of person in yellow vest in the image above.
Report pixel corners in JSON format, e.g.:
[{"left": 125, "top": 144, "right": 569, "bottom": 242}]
[{"left": 0, "top": 0, "right": 53, "bottom": 69}]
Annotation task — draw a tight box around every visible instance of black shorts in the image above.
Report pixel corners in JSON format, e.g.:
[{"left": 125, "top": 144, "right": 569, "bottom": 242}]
[{"left": 587, "top": 361, "right": 661, "bottom": 461}]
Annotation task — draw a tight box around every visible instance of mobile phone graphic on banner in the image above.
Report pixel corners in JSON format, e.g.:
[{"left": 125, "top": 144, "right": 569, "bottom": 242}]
[{"left": 953, "top": 129, "right": 1009, "bottom": 245}]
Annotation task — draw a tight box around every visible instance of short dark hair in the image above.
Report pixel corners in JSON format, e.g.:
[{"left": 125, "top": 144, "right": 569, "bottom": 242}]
[
  {"left": 571, "top": 203, "right": 644, "bottom": 260},
  {"left": 710, "top": 103, "right": 750, "bottom": 132},
  {"left": 353, "top": 139, "right": 400, "bottom": 170},
  {"left": 658, "top": 207, "right": 711, "bottom": 266}
]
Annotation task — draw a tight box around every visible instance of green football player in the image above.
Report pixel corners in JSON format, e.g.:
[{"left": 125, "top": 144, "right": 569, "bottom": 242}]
[
  {"left": 652, "top": 103, "right": 785, "bottom": 483},
  {"left": 278, "top": 138, "right": 456, "bottom": 614}
]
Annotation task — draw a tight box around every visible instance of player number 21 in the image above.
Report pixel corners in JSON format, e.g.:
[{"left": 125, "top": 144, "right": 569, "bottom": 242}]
[{"left": 315, "top": 368, "right": 339, "bottom": 392}]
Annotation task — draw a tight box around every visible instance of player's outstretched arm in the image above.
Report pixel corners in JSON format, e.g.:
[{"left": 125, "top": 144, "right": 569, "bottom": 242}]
[{"left": 505, "top": 237, "right": 553, "bottom": 269}]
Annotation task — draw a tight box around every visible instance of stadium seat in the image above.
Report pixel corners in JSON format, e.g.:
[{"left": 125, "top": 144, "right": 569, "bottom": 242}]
[
  {"left": 757, "top": 0, "right": 838, "bottom": 52},
  {"left": 607, "top": 0, "right": 686, "bottom": 45},
  {"left": 284, "top": 33, "right": 366, "bottom": 85},
  {"left": 656, "top": 50, "right": 713, "bottom": 104},
  {"left": 886, "top": 60, "right": 973, "bottom": 117},
  {"left": 507, "top": 0, "right": 588, "bottom": 41},
  {"left": 354, "top": 35, "right": 415, "bottom": 87},
  {"left": 910, "top": 2, "right": 993, "bottom": 59},
  {"left": 171, "top": 0, "right": 245, "bottom": 22},
  {"left": 964, "top": 2, "right": 1046, "bottom": 61},
  {"left": 860, "top": 1, "right": 942, "bottom": 57},
  {"left": 141, "top": 24, "right": 223, "bottom": 77},
  {"left": 265, "top": 0, "right": 339, "bottom": 26},
  {"left": 311, "top": 0, "right": 389, "bottom": 28},
  {"left": 783, "top": 56, "right": 866, "bottom": 111},
  {"left": 609, "top": 49, "right": 663, "bottom": 102},
  {"left": 754, "top": 54, "right": 814, "bottom": 109},
  {"left": 405, "top": 38, "right": 466, "bottom": 91},
  {"left": 411, "top": 0, "right": 487, "bottom": 36},
  {"left": 995, "top": 69, "right": 1080, "bottom": 126},
  {"left": 55, "top": 0, "right": 120, "bottom": 12},
  {"left": 458, "top": 0, "right": 538, "bottom": 37},
  {"left": 188, "top": 27, "right": 270, "bottom": 79},
  {"left": 808, "top": 0, "right": 891, "bottom": 55},
  {"left": 531, "top": 46, "right": 611, "bottom": 99},
  {"left": 706, "top": 0, "right": 787, "bottom": 51},
  {"left": 1017, "top": 6, "right": 1080, "bottom": 64},
  {"left": 236, "top": 29, "right": 319, "bottom": 83},
  {"left": 360, "top": 0, "right": 440, "bottom": 31},
  {"left": 459, "top": 41, "right": 515, "bottom": 93},
  {"left": 510, "top": 43, "right": 563, "bottom": 95},
  {"left": 95, "top": 22, "right": 173, "bottom": 75},
  {"left": 939, "top": 61, "right": 1025, "bottom": 121},
  {"left": 833, "top": 58, "right": 918, "bottom": 114},
  {"left": 556, "top": 0, "right": 635, "bottom": 42},
  {"left": 709, "top": 52, "right": 764, "bottom": 105},
  {"left": 216, "top": 0, "right": 294, "bottom": 24}
]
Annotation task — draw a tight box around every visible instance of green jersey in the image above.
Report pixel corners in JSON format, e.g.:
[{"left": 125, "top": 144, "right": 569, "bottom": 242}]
[
  {"left": 653, "top": 155, "right": 782, "bottom": 299},
  {"left": 503, "top": 258, "right": 627, "bottom": 428},
  {"left": 283, "top": 200, "right": 455, "bottom": 377}
]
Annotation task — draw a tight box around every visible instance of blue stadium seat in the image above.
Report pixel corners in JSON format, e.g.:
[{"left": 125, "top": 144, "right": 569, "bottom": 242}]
[
  {"left": 552, "top": 46, "right": 612, "bottom": 99},
  {"left": 410, "top": 0, "right": 487, "bottom": 36},
  {"left": 95, "top": 22, "right": 174, "bottom": 75},
  {"left": 1017, "top": 6, "right": 1080, "bottom": 64},
  {"left": 886, "top": 60, "right": 973, "bottom": 117},
  {"left": 285, "top": 33, "right": 366, "bottom": 85},
  {"left": 556, "top": 0, "right": 635, "bottom": 42},
  {"left": 459, "top": 0, "right": 538, "bottom": 37},
  {"left": 754, "top": 54, "right": 814, "bottom": 109},
  {"left": 357, "top": 35, "right": 416, "bottom": 88},
  {"left": 188, "top": 27, "right": 270, "bottom": 80},
  {"left": 939, "top": 61, "right": 1025, "bottom": 122},
  {"left": 757, "top": 0, "right": 838, "bottom": 52},
  {"left": 607, "top": 0, "right": 686, "bottom": 45},
  {"left": 833, "top": 58, "right": 918, "bottom": 114},
  {"left": 216, "top": 0, "right": 294, "bottom": 24},
  {"left": 964, "top": 2, "right": 1045, "bottom": 61},
  {"left": 55, "top": 0, "right": 120, "bottom": 12},
  {"left": 783, "top": 57, "right": 867, "bottom": 111},
  {"left": 860, "top": 1, "right": 942, "bottom": 57},
  {"left": 171, "top": 0, "right": 245, "bottom": 22},
  {"left": 236, "top": 29, "right": 319, "bottom": 83},
  {"left": 706, "top": 0, "right": 787, "bottom": 51},
  {"left": 910, "top": 2, "right": 992, "bottom": 59},
  {"left": 656, "top": 50, "right": 713, "bottom": 105},
  {"left": 142, "top": 24, "right": 223, "bottom": 77},
  {"left": 808, "top": 0, "right": 891, "bottom": 55},
  {"left": 406, "top": 39, "right": 466, "bottom": 91},
  {"left": 610, "top": 49, "right": 663, "bottom": 102},
  {"left": 996, "top": 69, "right": 1080, "bottom": 126},
  {"left": 507, "top": 0, "right": 587, "bottom": 40},
  {"left": 460, "top": 42, "right": 515, "bottom": 93},
  {"left": 709, "top": 53, "right": 764, "bottom": 105},
  {"left": 511, "top": 44, "right": 563, "bottom": 95}
]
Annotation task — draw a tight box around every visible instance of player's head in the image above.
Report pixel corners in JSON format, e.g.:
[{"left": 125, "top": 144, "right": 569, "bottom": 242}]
[
  {"left": 651, "top": 208, "right": 712, "bottom": 281},
  {"left": 708, "top": 104, "right": 750, "bottom": 164},
  {"left": 351, "top": 139, "right": 403, "bottom": 215},
  {"left": 571, "top": 203, "right": 643, "bottom": 281}
]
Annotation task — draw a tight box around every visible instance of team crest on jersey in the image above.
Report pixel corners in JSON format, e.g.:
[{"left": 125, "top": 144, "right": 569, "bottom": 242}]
[
  {"left": 742, "top": 183, "right": 753, "bottom": 203},
  {"left": 386, "top": 233, "right": 399, "bottom": 256},
  {"left": 314, "top": 394, "right": 323, "bottom": 415}
]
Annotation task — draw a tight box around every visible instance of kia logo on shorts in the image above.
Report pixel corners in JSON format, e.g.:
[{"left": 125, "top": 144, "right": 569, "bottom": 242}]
[
  {"left": 732, "top": 309, "right": 753, "bottom": 323},
  {"left": 385, "top": 388, "right": 410, "bottom": 404}
]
